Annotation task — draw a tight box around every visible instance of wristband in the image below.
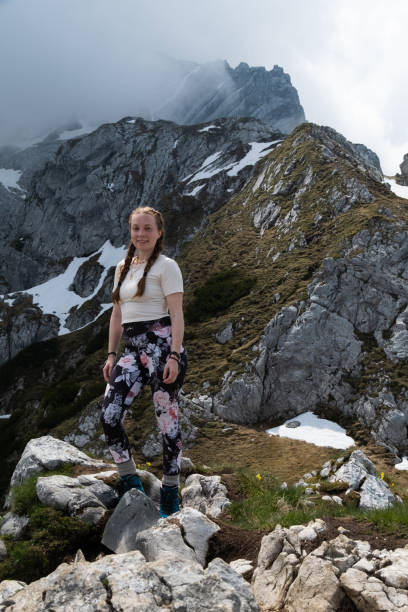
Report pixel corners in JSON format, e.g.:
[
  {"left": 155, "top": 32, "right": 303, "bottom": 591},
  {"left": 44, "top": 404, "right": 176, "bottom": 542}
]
[
  {"left": 170, "top": 350, "right": 181, "bottom": 360},
  {"left": 107, "top": 351, "right": 117, "bottom": 358}
]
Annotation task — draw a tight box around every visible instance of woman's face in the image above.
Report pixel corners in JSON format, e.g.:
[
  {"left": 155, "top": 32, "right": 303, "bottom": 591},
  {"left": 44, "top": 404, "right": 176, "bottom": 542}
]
[{"left": 130, "top": 213, "right": 162, "bottom": 253}]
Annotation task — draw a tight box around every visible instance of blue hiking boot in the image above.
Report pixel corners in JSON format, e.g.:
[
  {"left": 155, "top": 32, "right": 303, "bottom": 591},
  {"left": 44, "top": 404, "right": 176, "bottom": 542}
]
[
  {"left": 160, "top": 485, "right": 179, "bottom": 518},
  {"left": 116, "top": 473, "right": 145, "bottom": 499}
]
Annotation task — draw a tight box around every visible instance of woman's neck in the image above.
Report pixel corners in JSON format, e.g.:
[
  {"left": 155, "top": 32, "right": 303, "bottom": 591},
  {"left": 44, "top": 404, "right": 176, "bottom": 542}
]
[{"left": 134, "top": 248, "right": 154, "bottom": 263}]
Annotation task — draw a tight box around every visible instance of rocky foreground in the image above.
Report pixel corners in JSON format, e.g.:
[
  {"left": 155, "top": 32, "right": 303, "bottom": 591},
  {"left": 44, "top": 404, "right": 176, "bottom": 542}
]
[{"left": 0, "top": 436, "right": 408, "bottom": 610}]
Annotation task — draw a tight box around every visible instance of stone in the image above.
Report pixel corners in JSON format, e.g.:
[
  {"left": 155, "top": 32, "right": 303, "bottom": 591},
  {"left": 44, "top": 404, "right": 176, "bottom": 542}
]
[
  {"left": 0, "top": 548, "right": 259, "bottom": 611},
  {"left": 359, "top": 475, "right": 395, "bottom": 510},
  {"left": 35, "top": 475, "right": 106, "bottom": 522},
  {"left": 170, "top": 507, "right": 220, "bottom": 566},
  {"left": 252, "top": 551, "right": 299, "bottom": 611},
  {"left": 285, "top": 555, "right": 346, "bottom": 611},
  {"left": 297, "top": 526, "right": 318, "bottom": 542},
  {"left": 9, "top": 435, "right": 112, "bottom": 489},
  {"left": 0, "top": 579, "right": 27, "bottom": 605},
  {"left": 135, "top": 521, "right": 198, "bottom": 564},
  {"left": 0, "top": 512, "right": 29, "bottom": 540},
  {"left": 230, "top": 559, "right": 253, "bottom": 579},
  {"left": 181, "top": 473, "right": 231, "bottom": 518},
  {"left": 341, "top": 567, "right": 408, "bottom": 611},
  {"left": 101, "top": 489, "right": 160, "bottom": 553},
  {"left": 334, "top": 450, "right": 376, "bottom": 490},
  {"left": 0, "top": 539, "right": 7, "bottom": 561}
]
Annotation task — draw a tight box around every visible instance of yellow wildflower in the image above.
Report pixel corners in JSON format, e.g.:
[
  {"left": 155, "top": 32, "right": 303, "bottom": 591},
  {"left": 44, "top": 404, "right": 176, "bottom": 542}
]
[
  {"left": 256, "top": 473, "right": 262, "bottom": 481},
  {"left": 380, "top": 472, "right": 384, "bottom": 480},
  {"left": 147, "top": 462, "right": 151, "bottom": 467},
  {"left": 391, "top": 483, "right": 395, "bottom": 487}
]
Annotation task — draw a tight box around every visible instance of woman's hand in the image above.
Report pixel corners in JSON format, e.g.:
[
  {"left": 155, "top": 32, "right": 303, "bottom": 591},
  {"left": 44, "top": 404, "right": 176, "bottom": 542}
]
[
  {"left": 103, "top": 355, "right": 116, "bottom": 383},
  {"left": 163, "top": 356, "right": 179, "bottom": 384}
]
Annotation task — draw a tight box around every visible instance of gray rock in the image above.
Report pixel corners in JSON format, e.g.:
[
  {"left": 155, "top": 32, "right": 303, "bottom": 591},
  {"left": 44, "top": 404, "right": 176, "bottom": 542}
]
[
  {"left": 35, "top": 475, "right": 106, "bottom": 522},
  {"left": 216, "top": 321, "right": 234, "bottom": 344},
  {"left": 0, "top": 539, "right": 8, "bottom": 561},
  {"left": 9, "top": 435, "right": 112, "bottom": 489},
  {"left": 1, "top": 548, "right": 259, "bottom": 611},
  {"left": 333, "top": 450, "right": 376, "bottom": 490},
  {"left": 341, "top": 567, "right": 408, "bottom": 611},
  {"left": 0, "top": 579, "right": 27, "bottom": 605},
  {"left": 171, "top": 507, "right": 220, "bottom": 566},
  {"left": 230, "top": 558, "right": 253, "bottom": 579},
  {"left": 181, "top": 473, "right": 231, "bottom": 518},
  {"left": 0, "top": 512, "right": 29, "bottom": 539},
  {"left": 101, "top": 489, "right": 160, "bottom": 553},
  {"left": 359, "top": 475, "right": 395, "bottom": 510},
  {"left": 135, "top": 520, "right": 198, "bottom": 563}
]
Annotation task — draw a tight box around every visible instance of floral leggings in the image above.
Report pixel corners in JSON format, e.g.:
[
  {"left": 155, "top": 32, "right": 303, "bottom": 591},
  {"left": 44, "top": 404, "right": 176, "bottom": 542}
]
[{"left": 100, "top": 316, "right": 187, "bottom": 478}]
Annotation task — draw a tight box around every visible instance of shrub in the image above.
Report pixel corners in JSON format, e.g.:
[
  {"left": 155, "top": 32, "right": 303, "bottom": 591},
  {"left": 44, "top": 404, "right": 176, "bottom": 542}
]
[{"left": 185, "top": 269, "right": 256, "bottom": 323}]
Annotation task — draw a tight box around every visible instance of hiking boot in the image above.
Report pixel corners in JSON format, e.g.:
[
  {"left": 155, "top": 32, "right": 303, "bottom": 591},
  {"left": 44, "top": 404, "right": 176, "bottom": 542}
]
[
  {"left": 116, "top": 473, "right": 145, "bottom": 499},
  {"left": 160, "top": 485, "right": 179, "bottom": 518}
]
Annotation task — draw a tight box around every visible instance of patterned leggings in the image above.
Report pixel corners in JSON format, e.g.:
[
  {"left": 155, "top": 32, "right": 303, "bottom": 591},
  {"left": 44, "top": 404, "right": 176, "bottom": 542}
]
[{"left": 100, "top": 316, "right": 187, "bottom": 478}]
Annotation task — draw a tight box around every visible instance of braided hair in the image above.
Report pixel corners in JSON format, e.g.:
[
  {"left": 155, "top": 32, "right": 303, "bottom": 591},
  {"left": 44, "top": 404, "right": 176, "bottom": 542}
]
[{"left": 112, "top": 206, "right": 164, "bottom": 304}]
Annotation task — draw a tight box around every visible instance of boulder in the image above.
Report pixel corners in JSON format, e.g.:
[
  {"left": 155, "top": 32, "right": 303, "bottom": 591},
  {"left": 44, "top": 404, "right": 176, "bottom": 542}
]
[
  {"left": 181, "top": 473, "right": 231, "bottom": 518},
  {"left": 0, "top": 512, "right": 29, "bottom": 540},
  {"left": 0, "top": 550, "right": 259, "bottom": 610},
  {"left": 9, "top": 435, "right": 112, "bottom": 489},
  {"left": 35, "top": 475, "right": 106, "bottom": 523},
  {"left": 101, "top": 489, "right": 160, "bottom": 553}
]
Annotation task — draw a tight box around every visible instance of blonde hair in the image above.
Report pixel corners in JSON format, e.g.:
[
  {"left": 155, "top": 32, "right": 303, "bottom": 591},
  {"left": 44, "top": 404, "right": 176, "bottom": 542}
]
[{"left": 112, "top": 206, "right": 164, "bottom": 303}]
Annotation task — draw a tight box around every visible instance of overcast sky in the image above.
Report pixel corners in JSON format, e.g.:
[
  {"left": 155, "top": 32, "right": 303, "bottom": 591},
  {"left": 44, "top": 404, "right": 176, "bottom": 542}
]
[{"left": 0, "top": 0, "right": 407, "bottom": 174}]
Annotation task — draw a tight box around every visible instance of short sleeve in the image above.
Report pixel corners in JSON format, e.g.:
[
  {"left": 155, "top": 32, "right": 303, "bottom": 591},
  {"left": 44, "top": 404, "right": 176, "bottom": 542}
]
[
  {"left": 112, "top": 261, "right": 122, "bottom": 292},
  {"left": 160, "top": 258, "right": 184, "bottom": 296}
]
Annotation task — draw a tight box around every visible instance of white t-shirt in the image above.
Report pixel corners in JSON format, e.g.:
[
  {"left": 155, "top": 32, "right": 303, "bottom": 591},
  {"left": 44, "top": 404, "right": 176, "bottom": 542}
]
[{"left": 113, "top": 253, "right": 183, "bottom": 323}]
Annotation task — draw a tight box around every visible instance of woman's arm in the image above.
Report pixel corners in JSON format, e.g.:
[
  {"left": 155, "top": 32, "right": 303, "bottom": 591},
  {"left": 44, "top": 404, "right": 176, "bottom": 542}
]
[
  {"left": 163, "top": 292, "right": 184, "bottom": 384},
  {"left": 103, "top": 302, "right": 123, "bottom": 382}
]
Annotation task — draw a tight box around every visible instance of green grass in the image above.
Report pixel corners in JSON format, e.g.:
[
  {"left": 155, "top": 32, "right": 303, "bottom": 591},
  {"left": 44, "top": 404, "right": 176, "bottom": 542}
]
[
  {"left": 185, "top": 269, "right": 257, "bottom": 324},
  {"left": 9, "top": 464, "right": 76, "bottom": 516},
  {"left": 226, "top": 470, "right": 408, "bottom": 534},
  {"left": 0, "top": 505, "right": 104, "bottom": 583}
]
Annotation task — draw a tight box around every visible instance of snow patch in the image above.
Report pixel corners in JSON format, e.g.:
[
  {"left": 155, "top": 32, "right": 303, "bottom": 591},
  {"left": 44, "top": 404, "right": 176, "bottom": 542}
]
[
  {"left": 384, "top": 177, "right": 408, "bottom": 199},
  {"left": 266, "top": 411, "right": 355, "bottom": 449},
  {"left": 0, "top": 168, "right": 24, "bottom": 192},
  {"left": 198, "top": 125, "right": 219, "bottom": 133},
  {"left": 395, "top": 456, "right": 408, "bottom": 470},
  {"left": 1, "top": 240, "right": 127, "bottom": 335}
]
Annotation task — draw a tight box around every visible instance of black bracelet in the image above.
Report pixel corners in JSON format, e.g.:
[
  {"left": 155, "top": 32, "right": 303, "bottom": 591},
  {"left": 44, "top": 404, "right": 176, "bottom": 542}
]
[
  {"left": 170, "top": 350, "right": 181, "bottom": 360},
  {"left": 107, "top": 351, "right": 117, "bottom": 358},
  {"left": 169, "top": 355, "right": 180, "bottom": 364}
]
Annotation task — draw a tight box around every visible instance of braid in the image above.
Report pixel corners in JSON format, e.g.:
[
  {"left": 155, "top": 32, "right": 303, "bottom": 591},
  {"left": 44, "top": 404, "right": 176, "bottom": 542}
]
[
  {"left": 112, "top": 242, "right": 135, "bottom": 304},
  {"left": 134, "top": 233, "right": 163, "bottom": 297}
]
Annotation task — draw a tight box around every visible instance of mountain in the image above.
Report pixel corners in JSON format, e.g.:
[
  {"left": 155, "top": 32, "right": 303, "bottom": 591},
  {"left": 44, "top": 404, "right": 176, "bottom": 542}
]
[
  {"left": 1, "top": 119, "right": 403, "bottom": 508},
  {"left": 154, "top": 59, "right": 305, "bottom": 134},
  {"left": 0, "top": 116, "right": 285, "bottom": 363}
]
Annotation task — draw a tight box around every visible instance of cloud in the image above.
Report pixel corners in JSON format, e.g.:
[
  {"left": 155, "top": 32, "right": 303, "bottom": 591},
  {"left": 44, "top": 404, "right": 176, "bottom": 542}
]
[{"left": 0, "top": 0, "right": 407, "bottom": 173}]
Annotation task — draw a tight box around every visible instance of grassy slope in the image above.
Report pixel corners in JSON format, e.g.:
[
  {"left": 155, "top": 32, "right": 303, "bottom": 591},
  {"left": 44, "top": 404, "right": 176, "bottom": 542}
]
[{"left": 1, "top": 121, "right": 408, "bottom": 505}]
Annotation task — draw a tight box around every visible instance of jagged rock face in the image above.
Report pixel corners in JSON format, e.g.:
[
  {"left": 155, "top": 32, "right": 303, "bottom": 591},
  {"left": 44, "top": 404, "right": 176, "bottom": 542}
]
[
  {"left": 398, "top": 152, "right": 408, "bottom": 185},
  {"left": 170, "top": 121, "right": 406, "bottom": 453},
  {"left": 1, "top": 116, "right": 283, "bottom": 293},
  {"left": 155, "top": 59, "right": 305, "bottom": 134}
]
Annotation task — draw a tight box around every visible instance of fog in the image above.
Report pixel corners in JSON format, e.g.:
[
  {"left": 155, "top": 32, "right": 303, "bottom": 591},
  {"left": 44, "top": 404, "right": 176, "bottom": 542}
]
[{"left": 1, "top": 0, "right": 407, "bottom": 173}]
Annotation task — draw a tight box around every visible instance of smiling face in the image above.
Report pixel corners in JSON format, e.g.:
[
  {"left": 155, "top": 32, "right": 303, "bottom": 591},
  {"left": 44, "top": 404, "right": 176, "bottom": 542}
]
[{"left": 130, "top": 212, "right": 162, "bottom": 256}]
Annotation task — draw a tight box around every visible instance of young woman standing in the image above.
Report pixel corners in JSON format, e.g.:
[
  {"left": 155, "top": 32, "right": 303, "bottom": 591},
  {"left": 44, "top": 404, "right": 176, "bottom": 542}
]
[{"left": 100, "top": 206, "right": 187, "bottom": 517}]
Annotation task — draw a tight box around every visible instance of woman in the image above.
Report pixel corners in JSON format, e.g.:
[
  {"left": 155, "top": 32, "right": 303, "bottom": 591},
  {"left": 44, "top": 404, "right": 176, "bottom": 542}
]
[{"left": 100, "top": 206, "right": 187, "bottom": 518}]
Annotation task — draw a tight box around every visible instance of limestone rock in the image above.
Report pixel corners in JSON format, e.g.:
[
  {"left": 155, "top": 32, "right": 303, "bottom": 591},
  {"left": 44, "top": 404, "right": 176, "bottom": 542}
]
[
  {"left": 9, "top": 435, "right": 112, "bottom": 489},
  {"left": 101, "top": 489, "right": 160, "bottom": 553},
  {"left": 181, "top": 473, "right": 231, "bottom": 518},
  {"left": 359, "top": 475, "right": 395, "bottom": 510},
  {"left": 0, "top": 512, "right": 29, "bottom": 540},
  {"left": 0, "top": 549, "right": 259, "bottom": 611},
  {"left": 35, "top": 475, "right": 106, "bottom": 522}
]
